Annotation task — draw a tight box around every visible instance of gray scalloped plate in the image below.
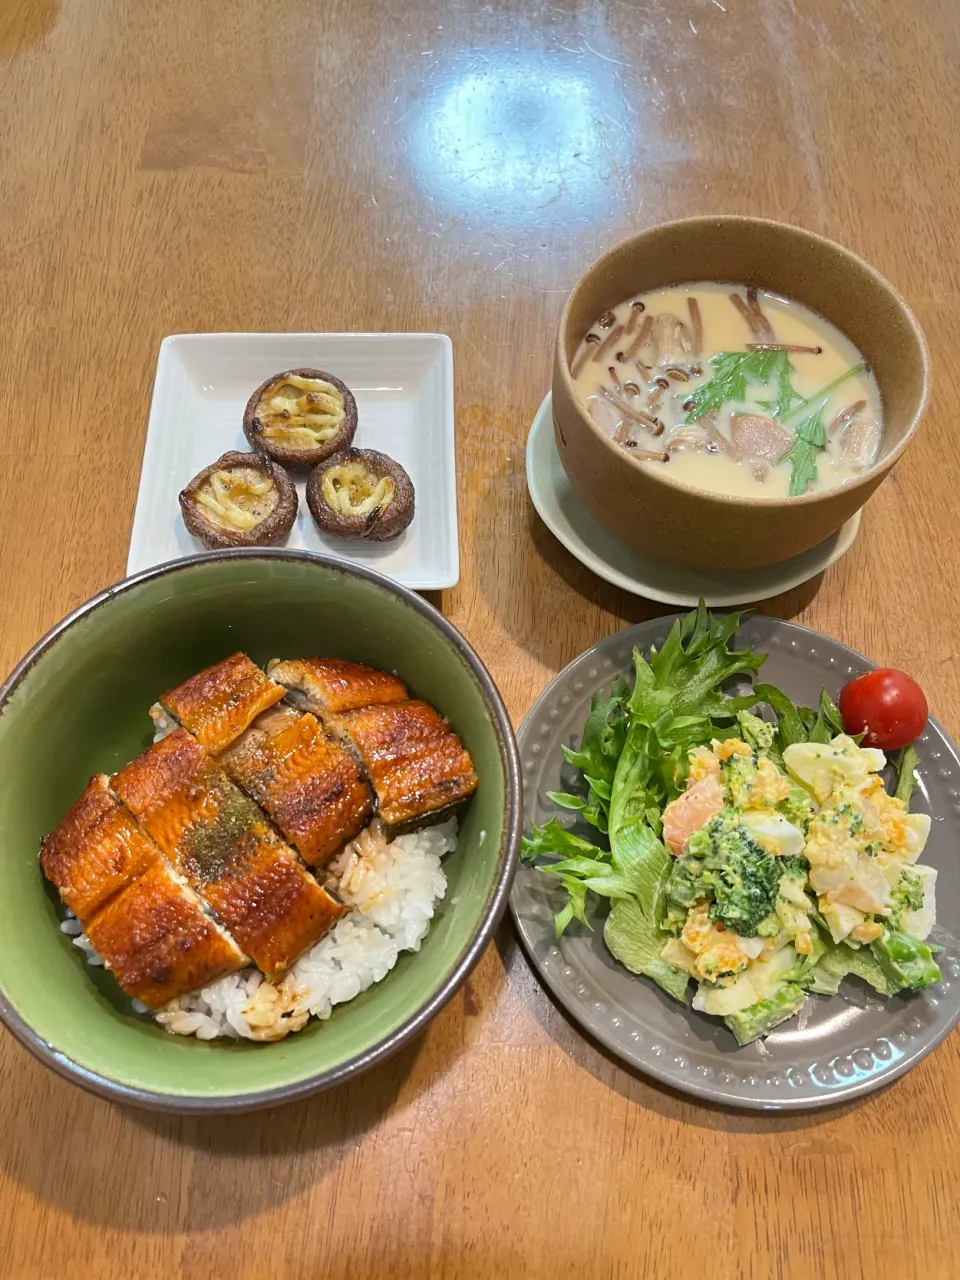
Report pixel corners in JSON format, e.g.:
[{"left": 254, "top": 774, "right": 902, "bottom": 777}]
[{"left": 510, "top": 615, "right": 960, "bottom": 1109}]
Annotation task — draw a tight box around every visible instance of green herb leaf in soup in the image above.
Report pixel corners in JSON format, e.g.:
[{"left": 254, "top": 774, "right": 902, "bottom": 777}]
[{"left": 780, "top": 408, "right": 828, "bottom": 497}]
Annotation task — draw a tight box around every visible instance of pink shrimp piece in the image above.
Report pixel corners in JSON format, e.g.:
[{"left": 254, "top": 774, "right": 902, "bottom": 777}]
[{"left": 662, "top": 776, "right": 725, "bottom": 855}]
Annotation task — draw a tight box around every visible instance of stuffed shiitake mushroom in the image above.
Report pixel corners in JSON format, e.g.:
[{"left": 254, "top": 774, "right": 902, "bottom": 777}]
[
  {"left": 180, "top": 451, "right": 298, "bottom": 549},
  {"left": 243, "top": 368, "right": 358, "bottom": 469},
  {"left": 307, "top": 448, "right": 415, "bottom": 542}
]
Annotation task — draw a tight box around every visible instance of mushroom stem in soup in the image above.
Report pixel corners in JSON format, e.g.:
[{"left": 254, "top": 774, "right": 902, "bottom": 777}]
[{"left": 570, "top": 282, "right": 882, "bottom": 499}]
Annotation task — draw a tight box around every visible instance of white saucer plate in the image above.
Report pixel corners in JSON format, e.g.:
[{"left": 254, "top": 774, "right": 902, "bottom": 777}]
[
  {"left": 526, "top": 394, "right": 860, "bottom": 607},
  {"left": 128, "top": 333, "right": 459, "bottom": 590}
]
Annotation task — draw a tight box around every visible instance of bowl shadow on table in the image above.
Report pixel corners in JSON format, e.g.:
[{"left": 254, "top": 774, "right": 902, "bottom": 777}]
[
  {"left": 495, "top": 917, "right": 873, "bottom": 1135},
  {"left": 471, "top": 451, "right": 824, "bottom": 680},
  {"left": 0, "top": 1027, "right": 452, "bottom": 1232},
  {"left": 467, "top": 453, "right": 659, "bottom": 675}
]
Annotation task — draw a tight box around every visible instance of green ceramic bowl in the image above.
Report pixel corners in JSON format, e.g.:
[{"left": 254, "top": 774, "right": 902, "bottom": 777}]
[{"left": 0, "top": 551, "right": 521, "bottom": 1113}]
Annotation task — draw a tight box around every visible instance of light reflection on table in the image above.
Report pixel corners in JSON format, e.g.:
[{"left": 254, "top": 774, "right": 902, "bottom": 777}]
[{"left": 406, "top": 50, "right": 636, "bottom": 226}]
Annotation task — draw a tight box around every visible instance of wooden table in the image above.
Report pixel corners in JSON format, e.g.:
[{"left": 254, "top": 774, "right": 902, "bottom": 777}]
[{"left": 1, "top": 0, "right": 957, "bottom": 1275}]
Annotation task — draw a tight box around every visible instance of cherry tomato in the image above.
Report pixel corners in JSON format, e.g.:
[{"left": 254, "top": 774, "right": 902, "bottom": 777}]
[{"left": 838, "top": 668, "right": 928, "bottom": 751}]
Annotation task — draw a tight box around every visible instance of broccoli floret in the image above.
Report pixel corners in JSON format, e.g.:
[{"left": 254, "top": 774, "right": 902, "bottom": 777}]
[
  {"left": 737, "top": 710, "right": 775, "bottom": 754},
  {"left": 678, "top": 812, "right": 782, "bottom": 936},
  {"left": 887, "top": 868, "right": 925, "bottom": 929},
  {"left": 777, "top": 785, "right": 816, "bottom": 833},
  {"left": 778, "top": 855, "right": 808, "bottom": 880},
  {"left": 722, "top": 755, "right": 760, "bottom": 809},
  {"left": 665, "top": 854, "right": 715, "bottom": 919},
  {"left": 686, "top": 826, "right": 714, "bottom": 860},
  {"left": 757, "top": 913, "right": 781, "bottom": 938},
  {"left": 703, "top": 824, "right": 781, "bottom": 936}
]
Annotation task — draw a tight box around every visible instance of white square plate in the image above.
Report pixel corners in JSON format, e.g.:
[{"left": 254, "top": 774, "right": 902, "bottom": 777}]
[{"left": 127, "top": 333, "right": 459, "bottom": 588}]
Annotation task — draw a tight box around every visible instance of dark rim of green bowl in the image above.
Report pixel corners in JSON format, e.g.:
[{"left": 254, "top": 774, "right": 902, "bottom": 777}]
[{"left": 0, "top": 549, "right": 522, "bottom": 1114}]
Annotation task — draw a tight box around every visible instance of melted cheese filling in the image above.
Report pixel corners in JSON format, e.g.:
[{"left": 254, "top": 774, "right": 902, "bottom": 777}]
[
  {"left": 259, "top": 375, "right": 345, "bottom": 448},
  {"left": 193, "top": 469, "right": 277, "bottom": 531},
  {"left": 321, "top": 462, "right": 394, "bottom": 517}
]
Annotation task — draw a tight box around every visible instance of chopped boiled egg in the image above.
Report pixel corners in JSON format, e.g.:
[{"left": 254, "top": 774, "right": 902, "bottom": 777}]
[
  {"left": 783, "top": 734, "right": 886, "bottom": 804},
  {"left": 723, "top": 754, "right": 792, "bottom": 809},
  {"left": 748, "top": 944, "right": 799, "bottom": 1000},
  {"left": 857, "top": 776, "right": 932, "bottom": 860},
  {"left": 902, "top": 813, "right": 932, "bottom": 860},
  {"left": 740, "top": 809, "right": 805, "bottom": 859},
  {"left": 798, "top": 780, "right": 893, "bottom": 916},
  {"left": 687, "top": 746, "right": 721, "bottom": 784},
  {"left": 899, "top": 864, "right": 938, "bottom": 941},
  {"left": 661, "top": 937, "right": 699, "bottom": 976},
  {"left": 820, "top": 900, "right": 867, "bottom": 943},
  {"left": 849, "top": 920, "right": 884, "bottom": 944},
  {"left": 692, "top": 973, "right": 758, "bottom": 1015},
  {"left": 680, "top": 903, "right": 754, "bottom": 981}
]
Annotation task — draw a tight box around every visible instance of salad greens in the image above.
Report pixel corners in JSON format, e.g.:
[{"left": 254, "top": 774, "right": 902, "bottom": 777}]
[
  {"left": 546, "top": 678, "right": 629, "bottom": 834},
  {"left": 896, "top": 744, "right": 921, "bottom": 805},
  {"left": 521, "top": 604, "right": 941, "bottom": 1046},
  {"left": 725, "top": 985, "right": 807, "bottom": 1047}
]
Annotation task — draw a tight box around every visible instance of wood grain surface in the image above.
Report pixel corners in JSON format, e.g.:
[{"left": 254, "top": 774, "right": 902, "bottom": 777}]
[{"left": 1, "top": 0, "right": 958, "bottom": 1276}]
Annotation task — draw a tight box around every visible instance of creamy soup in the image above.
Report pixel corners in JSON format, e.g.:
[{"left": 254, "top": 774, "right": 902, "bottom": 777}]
[{"left": 571, "top": 283, "right": 882, "bottom": 499}]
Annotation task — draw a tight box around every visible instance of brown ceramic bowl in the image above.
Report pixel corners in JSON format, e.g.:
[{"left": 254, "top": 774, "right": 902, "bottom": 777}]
[{"left": 552, "top": 216, "right": 930, "bottom": 570}]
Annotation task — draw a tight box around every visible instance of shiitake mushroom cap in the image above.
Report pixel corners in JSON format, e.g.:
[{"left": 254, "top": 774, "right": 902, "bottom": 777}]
[
  {"left": 243, "top": 368, "right": 358, "bottom": 469},
  {"left": 306, "top": 448, "right": 415, "bottom": 542},
  {"left": 179, "top": 450, "right": 298, "bottom": 550}
]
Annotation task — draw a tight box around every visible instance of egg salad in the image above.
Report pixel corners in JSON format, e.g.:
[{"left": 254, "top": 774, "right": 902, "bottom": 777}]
[{"left": 656, "top": 717, "right": 938, "bottom": 1042}]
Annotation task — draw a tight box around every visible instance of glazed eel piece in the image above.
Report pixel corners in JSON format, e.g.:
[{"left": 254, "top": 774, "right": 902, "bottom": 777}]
[
  {"left": 150, "top": 652, "right": 286, "bottom": 753},
  {"left": 267, "top": 659, "right": 479, "bottom": 832},
  {"left": 156, "top": 655, "right": 376, "bottom": 867},
  {"left": 112, "top": 729, "right": 344, "bottom": 980},
  {"left": 40, "top": 775, "right": 246, "bottom": 1008},
  {"left": 218, "top": 705, "right": 373, "bottom": 866}
]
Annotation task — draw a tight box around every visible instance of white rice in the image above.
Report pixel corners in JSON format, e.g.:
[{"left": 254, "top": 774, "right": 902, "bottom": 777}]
[
  {"left": 65, "top": 816, "right": 457, "bottom": 1043},
  {"left": 60, "top": 913, "right": 105, "bottom": 964},
  {"left": 149, "top": 704, "right": 178, "bottom": 739}
]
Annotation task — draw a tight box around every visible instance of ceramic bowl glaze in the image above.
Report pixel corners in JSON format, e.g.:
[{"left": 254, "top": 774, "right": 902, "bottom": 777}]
[
  {"left": 0, "top": 551, "right": 520, "bottom": 1112},
  {"left": 552, "top": 216, "right": 929, "bottom": 571}
]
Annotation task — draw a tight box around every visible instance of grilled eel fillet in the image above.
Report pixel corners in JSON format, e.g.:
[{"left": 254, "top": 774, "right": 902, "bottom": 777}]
[
  {"left": 266, "top": 658, "right": 407, "bottom": 721},
  {"left": 40, "top": 775, "right": 246, "bottom": 1008},
  {"left": 158, "top": 654, "right": 381, "bottom": 864},
  {"left": 152, "top": 652, "right": 286, "bottom": 753},
  {"left": 338, "top": 700, "right": 478, "bottom": 830},
  {"left": 112, "top": 729, "right": 345, "bottom": 980},
  {"left": 266, "top": 659, "right": 477, "bottom": 830},
  {"left": 42, "top": 655, "right": 476, "bottom": 1006},
  {"left": 219, "top": 706, "right": 373, "bottom": 866}
]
